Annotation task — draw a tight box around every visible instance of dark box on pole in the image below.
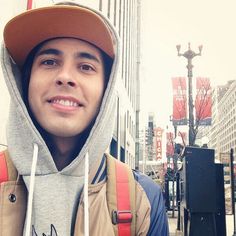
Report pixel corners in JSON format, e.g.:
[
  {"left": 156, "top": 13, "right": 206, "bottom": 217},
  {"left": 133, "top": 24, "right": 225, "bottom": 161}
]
[{"left": 180, "top": 146, "right": 216, "bottom": 212}]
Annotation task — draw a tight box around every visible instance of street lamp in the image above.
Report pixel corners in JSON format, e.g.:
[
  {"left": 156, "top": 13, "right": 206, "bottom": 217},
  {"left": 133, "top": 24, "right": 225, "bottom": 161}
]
[{"left": 176, "top": 43, "right": 202, "bottom": 146}]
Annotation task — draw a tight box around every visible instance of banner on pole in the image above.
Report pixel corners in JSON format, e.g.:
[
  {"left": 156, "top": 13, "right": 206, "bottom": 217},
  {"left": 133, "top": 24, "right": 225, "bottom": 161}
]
[
  {"left": 195, "top": 77, "right": 212, "bottom": 125},
  {"left": 166, "top": 132, "right": 174, "bottom": 157},
  {"left": 172, "top": 77, "right": 187, "bottom": 125},
  {"left": 155, "top": 127, "right": 163, "bottom": 160}
]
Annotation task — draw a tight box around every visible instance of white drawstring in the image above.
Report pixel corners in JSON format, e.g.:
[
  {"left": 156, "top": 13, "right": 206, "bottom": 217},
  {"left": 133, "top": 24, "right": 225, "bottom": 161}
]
[
  {"left": 84, "top": 152, "right": 89, "bottom": 236},
  {"left": 24, "top": 145, "right": 89, "bottom": 235},
  {"left": 25, "top": 143, "right": 39, "bottom": 236}
]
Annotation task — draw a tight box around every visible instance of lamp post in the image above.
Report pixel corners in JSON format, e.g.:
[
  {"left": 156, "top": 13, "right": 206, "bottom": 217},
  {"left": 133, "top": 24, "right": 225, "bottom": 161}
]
[
  {"left": 174, "top": 136, "right": 183, "bottom": 230},
  {"left": 176, "top": 43, "right": 202, "bottom": 146}
]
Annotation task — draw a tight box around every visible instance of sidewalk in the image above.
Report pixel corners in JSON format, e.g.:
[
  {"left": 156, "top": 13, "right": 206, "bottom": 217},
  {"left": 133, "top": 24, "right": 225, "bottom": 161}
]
[
  {"left": 167, "top": 213, "right": 178, "bottom": 236},
  {"left": 167, "top": 211, "right": 234, "bottom": 236}
]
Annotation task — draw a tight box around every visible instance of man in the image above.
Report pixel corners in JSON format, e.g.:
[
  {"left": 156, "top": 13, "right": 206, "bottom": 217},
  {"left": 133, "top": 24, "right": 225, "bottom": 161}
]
[{"left": 1, "top": 2, "right": 169, "bottom": 236}]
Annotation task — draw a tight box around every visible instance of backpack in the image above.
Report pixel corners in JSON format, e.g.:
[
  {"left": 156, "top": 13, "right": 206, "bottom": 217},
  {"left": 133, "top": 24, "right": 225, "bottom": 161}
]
[{"left": 0, "top": 150, "right": 136, "bottom": 236}]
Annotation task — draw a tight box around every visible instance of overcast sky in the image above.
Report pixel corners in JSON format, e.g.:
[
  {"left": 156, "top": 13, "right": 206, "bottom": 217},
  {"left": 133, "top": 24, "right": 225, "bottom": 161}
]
[{"left": 140, "top": 0, "right": 236, "bottom": 129}]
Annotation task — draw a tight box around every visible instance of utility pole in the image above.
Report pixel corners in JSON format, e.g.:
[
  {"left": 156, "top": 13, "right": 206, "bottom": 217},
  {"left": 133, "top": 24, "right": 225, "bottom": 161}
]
[{"left": 176, "top": 43, "right": 202, "bottom": 146}]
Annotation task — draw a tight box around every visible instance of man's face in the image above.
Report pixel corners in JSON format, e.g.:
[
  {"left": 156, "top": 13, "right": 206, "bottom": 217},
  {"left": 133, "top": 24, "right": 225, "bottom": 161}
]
[{"left": 28, "top": 38, "right": 105, "bottom": 138}]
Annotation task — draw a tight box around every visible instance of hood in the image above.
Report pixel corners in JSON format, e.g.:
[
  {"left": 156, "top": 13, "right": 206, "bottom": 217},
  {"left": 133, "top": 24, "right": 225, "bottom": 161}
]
[
  {"left": 0, "top": 7, "right": 120, "bottom": 178},
  {"left": 1, "top": 5, "right": 121, "bottom": 235}
]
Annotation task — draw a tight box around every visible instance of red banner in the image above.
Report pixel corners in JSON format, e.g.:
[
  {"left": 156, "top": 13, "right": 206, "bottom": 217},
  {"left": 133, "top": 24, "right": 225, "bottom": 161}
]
[
  {"left": 172, "top": 77, "right": 187, "bottom": 125},
  {"left": 195, "top": 77, "right": 212, "bottom": 125},
  {"left": 154, "top": 127, "right": 163, "bottom": 160},
  {"left": 166, "top": 132, "right": 174, "bottom": 157}
]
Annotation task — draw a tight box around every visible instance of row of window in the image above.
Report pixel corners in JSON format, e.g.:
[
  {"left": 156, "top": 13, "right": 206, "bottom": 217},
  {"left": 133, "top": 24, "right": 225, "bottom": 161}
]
[
  {"left": 99, "top": 0, "right": 138, "bottom": 139},
  {"left": 99, "top": 0, "right": 138, "bottom": 165},
  {"left": 126, "top": 151, "right": 135, "bottom": 169},
  {"left": 214, "top": 82, "right": 236, "bottom": 154},
  {"left": 126, "top": 110, "right": 136, "bottom": 139},
  {"left": 100, "top": 0, "right": 138, "bottom": 110}
]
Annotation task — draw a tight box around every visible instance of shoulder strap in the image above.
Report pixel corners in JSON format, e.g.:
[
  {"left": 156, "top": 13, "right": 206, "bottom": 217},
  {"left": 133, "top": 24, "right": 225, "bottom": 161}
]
[
  {"left": 0, "top": 149, "right": 18, "bottom": 183},
  {"left": 106, "top": 153, "right": 136, "bottom": 236},
  {"left": 0, "top": 151, "right": 8, "bottom": 183}
]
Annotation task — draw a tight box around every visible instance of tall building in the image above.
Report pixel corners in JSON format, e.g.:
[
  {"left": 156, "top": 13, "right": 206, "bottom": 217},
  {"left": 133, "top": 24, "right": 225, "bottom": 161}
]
[
  {"left": 208, "top": 80, "right": 236, "bottom": 160},
  {"left": 0, "top": 0, "right": 141, "bottom": 167},
  {"left": 140, "top": 113, "right": 165, "bottom": 183}
]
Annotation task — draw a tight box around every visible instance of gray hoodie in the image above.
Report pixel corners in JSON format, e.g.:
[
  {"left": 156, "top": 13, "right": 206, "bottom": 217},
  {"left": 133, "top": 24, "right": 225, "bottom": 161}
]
[{"left": 1, "top": 5, "right": 120, "bottom": 235}]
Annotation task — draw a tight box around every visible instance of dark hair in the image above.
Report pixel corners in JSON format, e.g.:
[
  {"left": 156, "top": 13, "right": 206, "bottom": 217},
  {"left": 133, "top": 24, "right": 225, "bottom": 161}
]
[
  {"left": 22, "top": 42, "right": 43, "bottom": 103},
  {"left": 21, "top": 39, "right": 113, "bottom": 103}
]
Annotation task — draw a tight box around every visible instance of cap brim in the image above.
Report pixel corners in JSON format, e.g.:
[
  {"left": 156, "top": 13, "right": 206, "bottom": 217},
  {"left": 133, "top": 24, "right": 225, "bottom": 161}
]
[{"left": 4, "top": 5, "right": 115, "bottom": 67}]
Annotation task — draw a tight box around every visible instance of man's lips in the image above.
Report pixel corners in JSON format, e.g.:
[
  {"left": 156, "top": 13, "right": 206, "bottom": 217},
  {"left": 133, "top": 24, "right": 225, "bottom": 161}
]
[{"left": 47, "top": 96, "right": 83, "bottom": 108}]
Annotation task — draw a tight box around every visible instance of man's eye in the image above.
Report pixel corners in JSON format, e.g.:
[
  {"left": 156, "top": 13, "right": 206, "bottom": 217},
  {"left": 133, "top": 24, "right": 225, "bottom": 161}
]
[
  {"left": 80, "top": 64, "right": 95, "bottom": 72},
  {"left": 42, "top": 59, "right": 57, "bottom": 66}
]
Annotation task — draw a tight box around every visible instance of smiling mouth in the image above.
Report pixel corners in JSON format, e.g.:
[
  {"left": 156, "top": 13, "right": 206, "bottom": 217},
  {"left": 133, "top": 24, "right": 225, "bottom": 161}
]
[{"left": 48, "top": 98, "right": 83, "bottom": 107}]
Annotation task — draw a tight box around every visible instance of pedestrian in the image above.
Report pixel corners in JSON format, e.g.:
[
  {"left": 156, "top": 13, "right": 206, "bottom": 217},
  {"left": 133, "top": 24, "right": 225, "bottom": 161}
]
[{"left": 1, "top": 2, "right": 169, "bottom": 235}]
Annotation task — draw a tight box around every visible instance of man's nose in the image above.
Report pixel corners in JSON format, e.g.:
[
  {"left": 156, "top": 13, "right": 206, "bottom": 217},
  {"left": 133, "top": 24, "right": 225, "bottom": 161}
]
[
  {"left": 56, "top": 79, "right": 76, "bottom": 87},
  {"left": 55, "top": 65, "right": 77, "bottom": 87}
]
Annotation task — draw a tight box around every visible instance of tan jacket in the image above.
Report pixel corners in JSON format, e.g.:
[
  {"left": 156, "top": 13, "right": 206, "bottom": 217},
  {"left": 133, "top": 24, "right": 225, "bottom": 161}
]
[{"left": 0, "top": 177, "right": 151, "bottom": 236}]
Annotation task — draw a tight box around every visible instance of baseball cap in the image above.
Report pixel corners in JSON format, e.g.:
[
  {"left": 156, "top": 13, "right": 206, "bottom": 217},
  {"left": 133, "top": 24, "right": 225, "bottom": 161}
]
[{"left": 3, "top": 5, "right": 115, "bottom": 67}]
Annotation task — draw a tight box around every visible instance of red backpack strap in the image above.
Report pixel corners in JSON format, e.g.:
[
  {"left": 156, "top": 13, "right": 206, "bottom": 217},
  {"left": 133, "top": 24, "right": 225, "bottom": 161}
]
[
  {"left": 106, "top": 153, "right": 136, "bottom": 236},
  {"left": 0, "top": 151, "right": 8, "bottom": 183},
  {"left": 0, "top": 150, "right": 18, "bottom": 183}
]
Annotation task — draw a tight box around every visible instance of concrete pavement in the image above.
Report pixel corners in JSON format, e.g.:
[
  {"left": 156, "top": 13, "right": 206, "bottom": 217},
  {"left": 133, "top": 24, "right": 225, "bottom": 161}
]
[
  {"left": 167, "top": 214, "right": 178, "bottom": 236},
  {"left": 167, "top": 211, "right": 235, "bottom": 236}
]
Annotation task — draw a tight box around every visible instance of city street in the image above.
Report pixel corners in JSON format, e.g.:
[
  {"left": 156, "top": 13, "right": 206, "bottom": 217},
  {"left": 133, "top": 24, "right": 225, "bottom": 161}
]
[
  {"left": 168, "top": 211, "right": 234, "bottom": 236},
  {"left": 1, "top": 1, "right": 236, "bottom": 236}
]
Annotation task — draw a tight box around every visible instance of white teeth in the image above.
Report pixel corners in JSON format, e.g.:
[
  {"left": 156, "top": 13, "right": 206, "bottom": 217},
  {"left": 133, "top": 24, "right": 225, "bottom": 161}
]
[{"left": 52, "top": 99, "right": 78, "bottom": 107}]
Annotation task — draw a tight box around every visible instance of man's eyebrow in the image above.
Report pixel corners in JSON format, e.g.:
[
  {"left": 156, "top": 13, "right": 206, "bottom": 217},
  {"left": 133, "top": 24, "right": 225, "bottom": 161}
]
[
  {"left": 36, "top": 48, "right": 62, "bottom": 57},
  {"left": 35, "top": 49, "right": 101, "bottom": 63},
  {"left": 76, "top": 52, "right": 101, "bottom": 63}
]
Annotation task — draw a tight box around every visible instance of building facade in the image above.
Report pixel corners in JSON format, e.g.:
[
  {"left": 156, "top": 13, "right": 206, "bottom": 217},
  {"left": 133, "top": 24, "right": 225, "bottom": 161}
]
[
  {"left": 208, "top": 80, "right": 236, "bottom": 160},
  {"left": 0, "top": 0, "right": 141, "bottom": 167}
]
